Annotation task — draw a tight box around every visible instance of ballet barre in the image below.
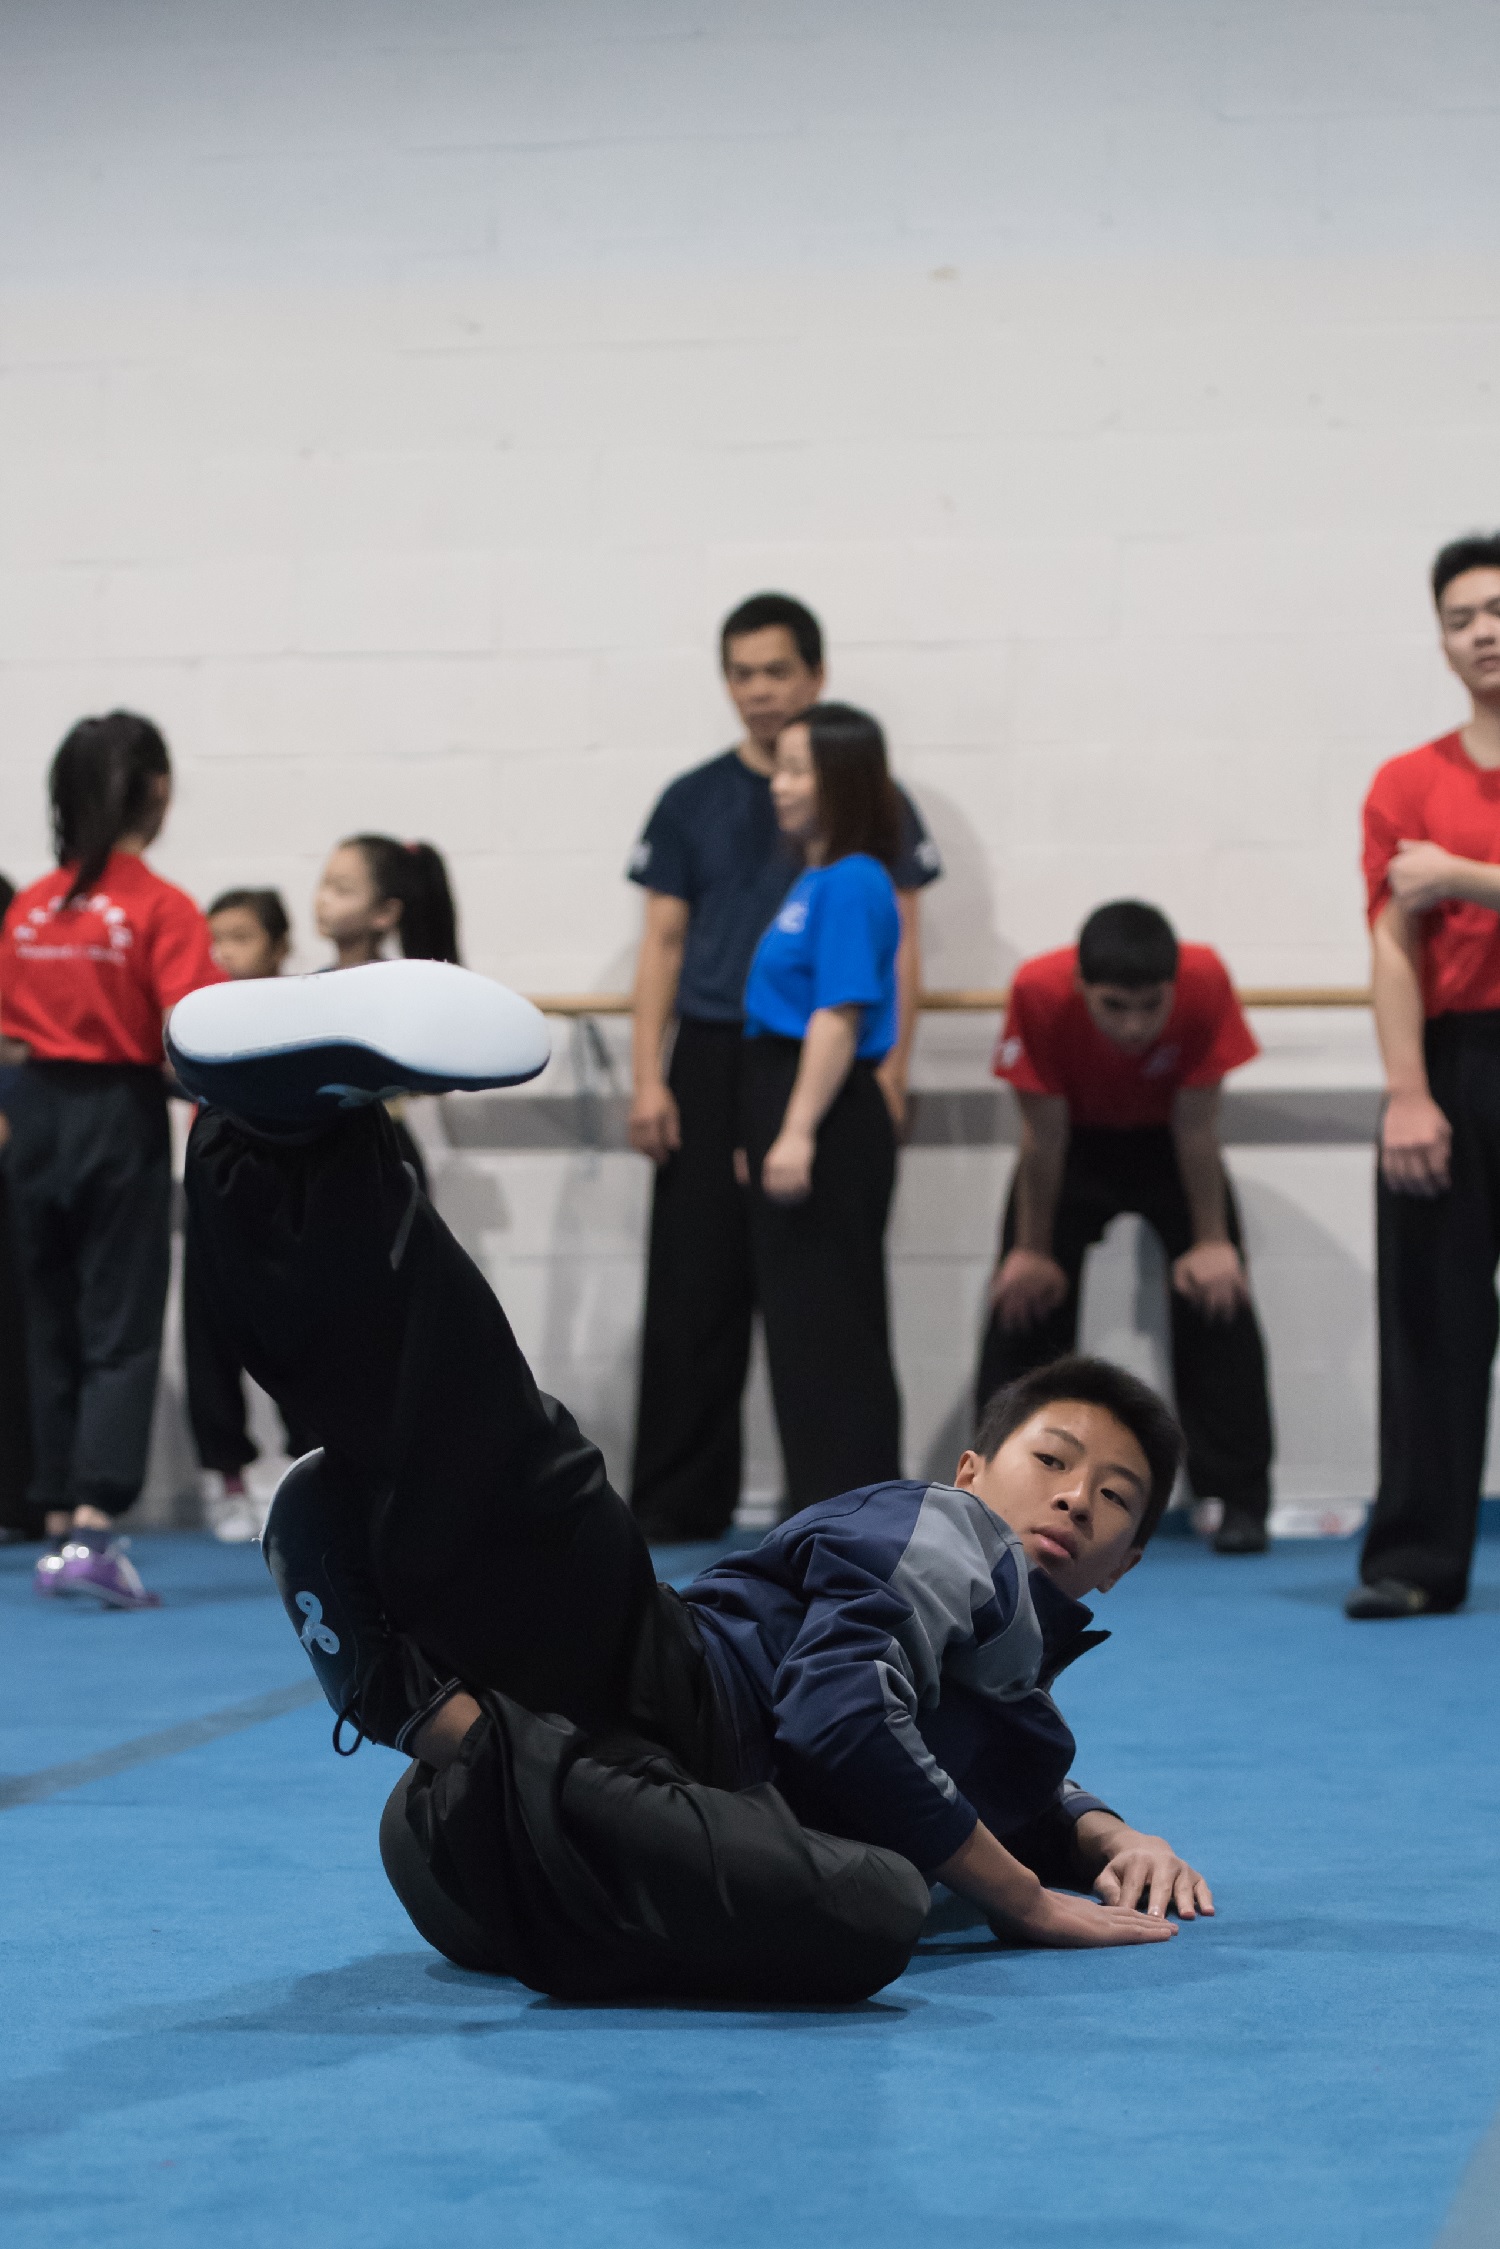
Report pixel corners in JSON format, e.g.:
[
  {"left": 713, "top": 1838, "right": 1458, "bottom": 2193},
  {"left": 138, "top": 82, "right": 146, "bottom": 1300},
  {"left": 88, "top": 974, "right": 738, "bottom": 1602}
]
[{"left": 525, "top": 987, "right": 1373, "bottom": 1017}]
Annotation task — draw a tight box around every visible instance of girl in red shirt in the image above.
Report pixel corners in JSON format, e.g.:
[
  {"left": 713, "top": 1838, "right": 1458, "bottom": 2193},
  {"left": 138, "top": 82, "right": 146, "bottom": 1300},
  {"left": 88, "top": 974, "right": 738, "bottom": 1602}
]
[{"left": 0, "top": 711, "right": 222, "bottom": 1608}]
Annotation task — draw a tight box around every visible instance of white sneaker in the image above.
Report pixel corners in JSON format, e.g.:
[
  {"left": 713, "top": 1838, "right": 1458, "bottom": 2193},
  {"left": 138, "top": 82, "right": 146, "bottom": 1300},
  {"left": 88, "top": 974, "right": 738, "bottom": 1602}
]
[
  {"left": 209, "top": 1493, "right": 261, "bottom": 1543},
  {"left": 200, "top": 1472, "right": 261, "bottom": 1543},
  {"left": 166, "top": 960, "right": 551, "bottom": 1125}
]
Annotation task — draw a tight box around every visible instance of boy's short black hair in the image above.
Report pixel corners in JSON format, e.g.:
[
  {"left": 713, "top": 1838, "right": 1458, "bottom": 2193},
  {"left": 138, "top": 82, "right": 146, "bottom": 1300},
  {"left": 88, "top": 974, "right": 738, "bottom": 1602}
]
[
  {"left": 1432, "top": 534, "right": 1500, "bottom": 609},
  {"left": 1077, "top": 900, "right": 1179, "bottom": 990},
  {"left": 974, "top": 1354, "right": 1183, "bottom": 1548},
  {"left": 207, "top": 887, "right": 291, "bottom": 947},
  {"left": 720, "top": 592, "right": 823, "bottom": 673}
]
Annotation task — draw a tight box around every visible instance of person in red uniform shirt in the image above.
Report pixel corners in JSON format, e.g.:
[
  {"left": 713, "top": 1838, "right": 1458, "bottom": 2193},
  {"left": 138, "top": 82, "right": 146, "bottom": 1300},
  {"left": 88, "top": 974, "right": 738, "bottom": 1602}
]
[
  {"left": 1350, "top": 533, "right": 1500, "bottom": 1618},
  {"left": 976, "top": 900, "right": 1275, "bottom": 1555},
  {"left": 0, "top": 711, "right": 223, "bottom": 1609}
]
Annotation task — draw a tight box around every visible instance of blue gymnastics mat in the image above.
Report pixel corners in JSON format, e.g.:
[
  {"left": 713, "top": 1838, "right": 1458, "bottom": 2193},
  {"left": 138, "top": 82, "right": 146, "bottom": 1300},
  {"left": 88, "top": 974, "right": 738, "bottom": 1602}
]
[{"left": 2, "top": 1524, "right": 1497, "bottom": 2249}]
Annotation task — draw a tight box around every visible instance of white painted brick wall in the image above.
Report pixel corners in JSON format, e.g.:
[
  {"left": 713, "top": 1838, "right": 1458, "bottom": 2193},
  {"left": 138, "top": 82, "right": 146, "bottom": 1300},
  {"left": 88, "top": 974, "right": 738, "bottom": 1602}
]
[
  {"left": 3, "top": 2, "right": 1498, "bottom": 1519},
  {"left": 1, "top": 1, "right": 1492, "bottom": 992}
]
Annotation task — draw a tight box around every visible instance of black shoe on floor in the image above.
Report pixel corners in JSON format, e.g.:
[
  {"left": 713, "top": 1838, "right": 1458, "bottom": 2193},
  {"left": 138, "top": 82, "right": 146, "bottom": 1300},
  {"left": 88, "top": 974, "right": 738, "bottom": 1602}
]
[
  {"left": 1344, "top": 1578, "right": 1434, "bottom": 1620},
  {"left": 1213, "top": 1508, "right": 1269, "bottom": 1555}
]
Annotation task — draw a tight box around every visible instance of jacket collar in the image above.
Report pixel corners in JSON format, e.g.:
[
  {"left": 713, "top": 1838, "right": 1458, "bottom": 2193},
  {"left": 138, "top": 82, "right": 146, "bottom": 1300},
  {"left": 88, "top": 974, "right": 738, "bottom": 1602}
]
[{"left": 1027, "top": 1566, "right": 1110, "bottom": 1688}]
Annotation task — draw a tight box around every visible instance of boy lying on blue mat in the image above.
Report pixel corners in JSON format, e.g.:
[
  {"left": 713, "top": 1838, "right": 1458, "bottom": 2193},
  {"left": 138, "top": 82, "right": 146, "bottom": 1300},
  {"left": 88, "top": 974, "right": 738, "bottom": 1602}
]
[{"left": 168, "top": 960, "right": 1213, "bottom": 2005}]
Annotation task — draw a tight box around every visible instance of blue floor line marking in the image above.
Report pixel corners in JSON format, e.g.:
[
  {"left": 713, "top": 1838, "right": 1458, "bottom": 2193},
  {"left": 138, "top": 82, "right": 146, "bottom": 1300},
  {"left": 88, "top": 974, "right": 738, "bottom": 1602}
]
[{"left": 0, "top": 1678, "right": 322, "bottom": 1809}]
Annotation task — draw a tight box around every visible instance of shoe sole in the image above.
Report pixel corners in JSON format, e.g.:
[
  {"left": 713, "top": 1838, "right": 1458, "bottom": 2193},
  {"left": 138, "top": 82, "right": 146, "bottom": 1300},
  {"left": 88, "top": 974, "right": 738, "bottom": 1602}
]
[{"left": 167, "top": 961, "right": 551, "bottom": 1112}]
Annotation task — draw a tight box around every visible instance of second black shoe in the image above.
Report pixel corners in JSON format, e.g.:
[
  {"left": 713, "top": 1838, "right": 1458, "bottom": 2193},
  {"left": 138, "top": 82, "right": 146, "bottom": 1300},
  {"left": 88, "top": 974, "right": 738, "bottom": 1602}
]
[
  {"left": 1214, "top": 1508, "right": 1270, "bottom": 1555},
  {"left": 1344, "top": 1578, "right": 1436, "bottom": 1620}
]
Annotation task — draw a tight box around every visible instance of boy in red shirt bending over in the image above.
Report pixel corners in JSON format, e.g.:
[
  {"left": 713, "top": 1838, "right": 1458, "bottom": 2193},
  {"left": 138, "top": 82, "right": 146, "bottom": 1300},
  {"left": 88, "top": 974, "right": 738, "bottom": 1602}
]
[
  {"left": 977, "top": 901, "right": 1274, "bottom": 1556},
  {"left": 1350, "top": 533, "right": 1500, "bottom": 1619}
]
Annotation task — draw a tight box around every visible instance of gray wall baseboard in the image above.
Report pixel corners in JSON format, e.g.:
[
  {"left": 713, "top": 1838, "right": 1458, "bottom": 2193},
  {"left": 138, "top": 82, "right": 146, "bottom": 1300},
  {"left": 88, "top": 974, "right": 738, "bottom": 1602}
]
[{"left": 442, "top": 1085, "right": 1384, "bottom": 1153}]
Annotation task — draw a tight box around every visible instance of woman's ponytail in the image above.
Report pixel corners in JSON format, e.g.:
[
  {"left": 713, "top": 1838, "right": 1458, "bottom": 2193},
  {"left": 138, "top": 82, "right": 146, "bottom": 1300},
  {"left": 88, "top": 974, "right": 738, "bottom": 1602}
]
[
  {"left": 347, "top": 835, "right": 461, "bottom": 965},
  {"left": 50, "top": 711, "right": 172, "bottom": 905}
]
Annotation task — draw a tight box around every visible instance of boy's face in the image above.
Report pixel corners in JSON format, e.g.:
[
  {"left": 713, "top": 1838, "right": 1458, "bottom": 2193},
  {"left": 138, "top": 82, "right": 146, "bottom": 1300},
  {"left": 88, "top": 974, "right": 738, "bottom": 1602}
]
[
  {"left": 722, "top": 625, "right": 824, "bottom": 751},
  {"left": 1077, "top": 976, "right": 1175, "bottom": 1055},
  {"left": 953, "top": 1400, "right": 1150, "bottom": 1600},
  {"left": 1437, "top": 566, "right": 1500, "bottom": 701},
  {"left": 209, "top": 906, "right": 284, "bottom": 981}
]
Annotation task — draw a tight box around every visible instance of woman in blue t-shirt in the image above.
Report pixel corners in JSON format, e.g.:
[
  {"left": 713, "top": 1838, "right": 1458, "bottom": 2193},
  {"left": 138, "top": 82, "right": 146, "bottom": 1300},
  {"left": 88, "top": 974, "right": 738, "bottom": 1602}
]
[{"left": 740, "top": 702, "right": 905, "bottom": 1511}]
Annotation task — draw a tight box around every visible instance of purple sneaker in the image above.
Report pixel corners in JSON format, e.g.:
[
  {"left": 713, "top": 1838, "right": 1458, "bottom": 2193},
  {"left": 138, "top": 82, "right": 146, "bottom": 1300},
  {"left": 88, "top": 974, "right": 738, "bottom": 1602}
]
[{"left": 34, "top": 1539, "right": 162, "bottom": 1611}]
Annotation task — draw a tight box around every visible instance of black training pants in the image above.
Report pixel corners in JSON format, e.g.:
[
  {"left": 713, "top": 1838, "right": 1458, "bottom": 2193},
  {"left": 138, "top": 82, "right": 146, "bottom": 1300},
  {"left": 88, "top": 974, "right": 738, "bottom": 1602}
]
[
  {"left": 0, "top": 1167, "right": 33, "bottom": 1535},
  {"left": 975, "top": 1126, "right": 1274, "bottom": 1520},
  {"left": 5, "top": 1064, "right": 171, "bottom": 1519},
  {"left": 187, "top": 1104, "right": 928, "bottom": 2002},
  {"left": 630, "top": 1018, "right": 755, "bottom": 1538},
  {"left": 742, "top": 1037, "right": 902, "bottom": 1514},
  {"left": 1363, "top": 1010, "right": 1500, "bottom": 1607},
  {"left": 182, "top": 1222, "right": 313, "bottom": 1474}
]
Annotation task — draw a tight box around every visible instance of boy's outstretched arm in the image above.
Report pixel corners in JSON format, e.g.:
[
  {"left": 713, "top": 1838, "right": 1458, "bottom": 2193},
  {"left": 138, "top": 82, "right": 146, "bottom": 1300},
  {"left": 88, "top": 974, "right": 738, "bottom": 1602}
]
[
  {"left": 935, "top": 1821, "right": 1179, "bottom": 1948},
  {"left": 1071, "top": 1810, "right": 1215, "bottom": 1920}
]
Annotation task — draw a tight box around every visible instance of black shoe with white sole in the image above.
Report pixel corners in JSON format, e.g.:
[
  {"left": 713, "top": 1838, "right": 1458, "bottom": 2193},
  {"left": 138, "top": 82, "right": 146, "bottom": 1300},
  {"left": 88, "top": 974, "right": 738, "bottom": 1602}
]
[{"left": 166, "top": 959, "right": 551, "bottom": 1126}]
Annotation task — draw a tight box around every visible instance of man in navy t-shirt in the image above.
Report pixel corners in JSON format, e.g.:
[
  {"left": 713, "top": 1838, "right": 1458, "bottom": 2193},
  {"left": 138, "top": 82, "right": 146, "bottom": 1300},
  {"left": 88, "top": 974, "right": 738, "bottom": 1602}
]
[{"left": 626, "top": 592, "right": 942, "bottom": 1541}]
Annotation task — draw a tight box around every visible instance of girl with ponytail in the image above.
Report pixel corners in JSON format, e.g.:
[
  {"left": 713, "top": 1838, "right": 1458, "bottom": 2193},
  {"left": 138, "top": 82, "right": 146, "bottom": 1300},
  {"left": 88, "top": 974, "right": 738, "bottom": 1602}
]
[
  {"left": 0, "top": 711, "right": 223, "bottom": 1605},
  {"left": 314, "top": 835, "right": 460, "bottom": 968},
  {"left": 312, "top": 834, "right": 463, "bottom": 1192}
]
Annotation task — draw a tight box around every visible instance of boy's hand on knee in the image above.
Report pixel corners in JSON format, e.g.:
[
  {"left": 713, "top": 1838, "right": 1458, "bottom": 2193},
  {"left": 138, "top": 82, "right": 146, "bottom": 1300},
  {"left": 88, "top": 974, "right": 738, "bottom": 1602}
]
[
  {"left": 989, "top": 1249, "right": 1069, "bottom": 1329},
  {"left": 1086, "top": 1820, "right": 1215, "bottom": 1921},
  {"left": 1380, "top": 1090, "right": 1452, "bottom": 1196},
  {"left": 1171, "top": 1241, "right": 1249, "bottom": 1323}
]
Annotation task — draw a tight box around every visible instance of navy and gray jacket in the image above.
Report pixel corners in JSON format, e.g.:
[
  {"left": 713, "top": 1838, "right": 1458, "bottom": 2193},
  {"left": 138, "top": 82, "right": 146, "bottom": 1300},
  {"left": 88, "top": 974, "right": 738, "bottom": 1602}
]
[{"left": 681, "top": 1479, "right": 1114, "bottom": 1874}]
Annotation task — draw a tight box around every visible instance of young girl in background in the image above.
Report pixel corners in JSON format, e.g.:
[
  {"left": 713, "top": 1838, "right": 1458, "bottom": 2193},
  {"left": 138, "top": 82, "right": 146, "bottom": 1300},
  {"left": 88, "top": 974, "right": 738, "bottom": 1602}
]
[
  {"left": 206, "top": 887, "right": 290, "bottom": 981},
  {"left": 313, "top": 835, "right": 462, "bottom": 1193},
  {"left": 184, "top": 888, "right": 305, "bottom": 1542},
  {"left": 0, "top": 711, "right": 222, "bottom": 1608},
  {"left": 315, "top": 835, "right": 460, "bottom": 969}
]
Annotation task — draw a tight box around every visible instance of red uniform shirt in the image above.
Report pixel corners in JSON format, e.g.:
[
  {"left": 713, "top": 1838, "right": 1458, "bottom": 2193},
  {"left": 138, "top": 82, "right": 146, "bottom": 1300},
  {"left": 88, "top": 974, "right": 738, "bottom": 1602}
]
[
  {"left": 993, "top": 943, "right": 1258, "bottom": 1129},
  {"left": 1363, "top": 731, "right": 1500, "bottom": 1018},
  {"left": 0, "top": 852, "right": 223, "bottom": 1065}
]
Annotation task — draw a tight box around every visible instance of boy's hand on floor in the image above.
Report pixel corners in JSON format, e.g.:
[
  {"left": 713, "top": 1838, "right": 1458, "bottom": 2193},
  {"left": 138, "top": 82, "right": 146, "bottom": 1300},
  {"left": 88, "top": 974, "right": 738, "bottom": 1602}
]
[
  {"left": 1001, "top": 1889, "right": 1177, "bottom": 1949},
  {"left": 939, "top": 1820, "right": 1177, "bottom": 1951},
  {"left": 1090, "top": 1826, "right": 1215, "bottom": 1921}
]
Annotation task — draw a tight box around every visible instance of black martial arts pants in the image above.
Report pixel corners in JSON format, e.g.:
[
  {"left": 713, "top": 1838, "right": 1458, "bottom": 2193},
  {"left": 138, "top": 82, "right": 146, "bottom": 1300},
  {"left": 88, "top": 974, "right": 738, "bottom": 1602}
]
[
  {"left": 5, "top": 1064, "right": 171, "bottom": 1519},
  {"left": 630, "top": 1018, "right": 755, "bottom": 1539},
  {"left": 975, "top": 1126, "right": 1274, "bottom": 1522},
  {"left": 182, "top": 1223, "right": 314, "bottom": 1474},
  {"left": 742, "top": 1037, "right": 902, "bottom": 1515},
  {"left": 187, "top": 1103, "right": 928, "bottom": 2003},
  {"left": 0, "top": 1167, "right": 33, "bottom": 1535},
  {"left": 1363, "top": 1010, "right": 1500, "bottom": 1608}
]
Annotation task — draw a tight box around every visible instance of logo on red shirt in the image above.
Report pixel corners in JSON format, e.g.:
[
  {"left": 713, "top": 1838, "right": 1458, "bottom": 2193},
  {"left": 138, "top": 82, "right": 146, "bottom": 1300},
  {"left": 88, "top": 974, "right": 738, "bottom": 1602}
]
[{"left": 13, "top": 891, "right": 136, "bottom": 960}]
